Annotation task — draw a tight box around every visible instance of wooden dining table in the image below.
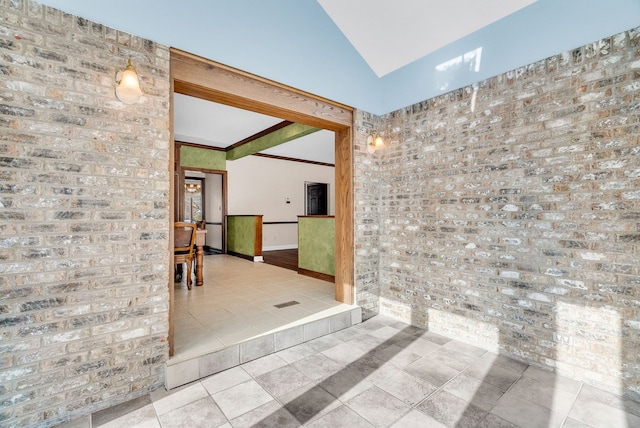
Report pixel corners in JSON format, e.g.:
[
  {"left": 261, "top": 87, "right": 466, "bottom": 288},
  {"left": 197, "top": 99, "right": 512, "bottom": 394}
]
[{"left": 194, "top": 229, "right": 207, "bottom": 286}]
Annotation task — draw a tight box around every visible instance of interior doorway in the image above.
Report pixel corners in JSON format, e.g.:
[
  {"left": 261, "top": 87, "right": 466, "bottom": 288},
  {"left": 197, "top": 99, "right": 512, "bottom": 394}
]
[
  {"left": 305, "top": 182, "right": 329, "bottom": 215},
  {"left": 180, "top": 169, "right": 226, "bottom": 253},
  {"left": 183, "top": 176, "right": 204, "bottom": 223},
  {"left": 169, "top": 48, "right": 354, "bottom": 356}
]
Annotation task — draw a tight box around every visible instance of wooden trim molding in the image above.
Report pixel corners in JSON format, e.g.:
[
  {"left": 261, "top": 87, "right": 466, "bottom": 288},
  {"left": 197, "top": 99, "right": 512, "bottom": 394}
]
[
  {"left": 298, "top": 268, "right": 335, "bottom": 283},
  {"left": 171, "top": 48, "right": 353, "bottom": 131},
  {"left": 168, "top": 76, "right": 176, "bottom": 357},
  {"left": 334, "top": 126, "right": 354, "bottom": 304},
  {"left": 263, "top": 221, "right": 298, "bottom": 225},
  {"left": 176, "top": 141, "right": 226, "bottom": 152},
  {"left": 251, "top": 152, "right": 334, "bottom": 167},
  {"left": 254, "top": 216, "right": 263, "bottom": 257},
  {"left": 176, "top": 140, "right": 335, "bottom": 167},
  {"left": 227, "top": 120, "right": 293, "bottom": 151},
  {"left": 227, "top": 251, "right": 255, "bottom": 262}
]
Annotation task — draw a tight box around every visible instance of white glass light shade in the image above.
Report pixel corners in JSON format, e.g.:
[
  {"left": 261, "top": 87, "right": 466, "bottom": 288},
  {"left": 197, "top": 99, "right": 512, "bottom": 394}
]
[
  {"left": 367, "top": 133, "right": 386, "bottom": 154},
  {"left": 115, "top": 59, "right": 142, "bottom": 104}
]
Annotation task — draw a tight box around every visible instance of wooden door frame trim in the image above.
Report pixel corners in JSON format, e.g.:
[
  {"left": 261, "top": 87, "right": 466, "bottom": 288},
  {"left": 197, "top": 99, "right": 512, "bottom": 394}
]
[
  {"left": 169, "top": 81, "right": 175, "bottom": 357},
  {"left": 179, "top": 165, "right": 228, "bottom": 253},
  {"left": 171, "top": 49, "right": 352, "bottom": 130},
  {"left": 168, "top": 48, "right": 355, "bottom": 354}
]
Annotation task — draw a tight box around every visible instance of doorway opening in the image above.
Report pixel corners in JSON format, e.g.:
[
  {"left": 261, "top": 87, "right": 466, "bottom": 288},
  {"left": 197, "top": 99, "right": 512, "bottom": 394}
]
[
  {"left": 305, "top": 182, "right": 329, "bottom": 216},
  {"left": 169, "top": 48, "right": 354, "bottom": 356},
  {"left": 180, "top": 168, "right": 226, "bottom": 254}
]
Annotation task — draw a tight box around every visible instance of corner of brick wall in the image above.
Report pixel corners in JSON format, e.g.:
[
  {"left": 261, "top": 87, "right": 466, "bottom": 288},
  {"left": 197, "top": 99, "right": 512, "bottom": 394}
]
[
  {"left": 0, "top": 1, "right": 171, "bottom": 426},
  {"left": 353, "top": 110, "right": 383, "bottom": 320}
]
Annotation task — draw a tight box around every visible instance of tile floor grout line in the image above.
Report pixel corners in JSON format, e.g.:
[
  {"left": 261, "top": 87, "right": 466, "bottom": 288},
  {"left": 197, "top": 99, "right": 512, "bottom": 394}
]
[{"left": 90, "top": 315, "right": 639, "bottom": 428}]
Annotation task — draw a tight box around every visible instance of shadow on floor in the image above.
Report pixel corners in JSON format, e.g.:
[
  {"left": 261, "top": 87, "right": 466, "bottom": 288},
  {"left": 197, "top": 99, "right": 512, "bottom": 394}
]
[{"left": 77, "top": 315, "right": 640, "bottom": 427}]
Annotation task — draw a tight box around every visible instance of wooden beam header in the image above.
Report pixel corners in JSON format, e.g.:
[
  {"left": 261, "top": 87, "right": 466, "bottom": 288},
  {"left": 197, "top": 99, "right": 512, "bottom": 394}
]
[{"left": 171, "top": 48, "right": 353, "bottom": 131}]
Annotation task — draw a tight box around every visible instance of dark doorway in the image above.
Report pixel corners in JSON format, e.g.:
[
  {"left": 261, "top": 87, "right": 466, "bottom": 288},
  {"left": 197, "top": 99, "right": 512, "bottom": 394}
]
[{"left": 306, "top": 182, "right": 328, "bottom": 215}]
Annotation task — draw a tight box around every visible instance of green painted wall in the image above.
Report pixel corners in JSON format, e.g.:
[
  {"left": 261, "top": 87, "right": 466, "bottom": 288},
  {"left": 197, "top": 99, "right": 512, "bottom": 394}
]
[
  {"left": 298, "top": 216, "right": 334, "bottom": 276},
  {"left": 227, "top": 215, "right": 257, "bottom": 256},
  {"left": 180, "top": 145, "right": 226, "bottom": 170}
]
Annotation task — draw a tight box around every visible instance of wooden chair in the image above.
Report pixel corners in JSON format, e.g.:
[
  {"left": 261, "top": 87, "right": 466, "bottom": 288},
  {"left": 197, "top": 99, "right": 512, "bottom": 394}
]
[{"left": 174, "top": 222, "right": 196, "bottom": 290}]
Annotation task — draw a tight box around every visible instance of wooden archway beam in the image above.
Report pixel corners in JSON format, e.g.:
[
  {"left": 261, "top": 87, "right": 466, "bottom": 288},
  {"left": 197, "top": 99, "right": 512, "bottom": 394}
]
[{"left": 171, "top": 49, "right": 353, "bottom": 131}]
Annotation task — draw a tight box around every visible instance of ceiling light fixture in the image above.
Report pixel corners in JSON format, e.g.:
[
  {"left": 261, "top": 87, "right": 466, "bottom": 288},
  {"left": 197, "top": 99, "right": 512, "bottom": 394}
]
[
  {"left": 185, "top": 183, "right": 201, "bottom": 193},
  {"left": 367, "top": 132, "right": 386, "bottom": 154},
  {"left": 115, "top": 59, "right": 143, "bottom": 104}
]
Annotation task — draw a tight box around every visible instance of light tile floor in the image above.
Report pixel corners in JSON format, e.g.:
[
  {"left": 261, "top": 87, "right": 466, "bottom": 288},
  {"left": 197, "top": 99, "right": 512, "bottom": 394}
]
[
  {"left": 63, "top": 315, "right": 640, "bottom": 428},
  {"left": 171, "top": 254, "right": 353, "bottom": 363}
]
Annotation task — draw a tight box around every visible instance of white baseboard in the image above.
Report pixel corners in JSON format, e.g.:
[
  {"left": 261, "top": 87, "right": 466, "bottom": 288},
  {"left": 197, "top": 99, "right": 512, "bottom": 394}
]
[{"left": 263, "top": 244, "right": 298, "bottom": 251}]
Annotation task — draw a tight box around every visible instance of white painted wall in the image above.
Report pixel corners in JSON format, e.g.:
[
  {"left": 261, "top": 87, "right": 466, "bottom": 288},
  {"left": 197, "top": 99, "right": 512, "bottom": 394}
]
[{"left": 226, "top": 155, "right": 335, "bottom": 250}]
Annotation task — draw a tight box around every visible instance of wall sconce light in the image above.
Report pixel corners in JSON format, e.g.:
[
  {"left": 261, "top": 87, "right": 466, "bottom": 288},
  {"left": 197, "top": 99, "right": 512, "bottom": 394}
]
[
  {"left": 115, "top": 59, "right": 143, "bottom": 104},
  {"left": 367, "top": 132, "right": 386, "bottom": 154}
]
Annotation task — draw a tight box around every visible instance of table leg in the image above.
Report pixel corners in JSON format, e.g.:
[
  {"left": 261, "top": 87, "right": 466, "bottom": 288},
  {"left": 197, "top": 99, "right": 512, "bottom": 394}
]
[{"left": 195, "top": 245, "right": 204, "bottom": 286}]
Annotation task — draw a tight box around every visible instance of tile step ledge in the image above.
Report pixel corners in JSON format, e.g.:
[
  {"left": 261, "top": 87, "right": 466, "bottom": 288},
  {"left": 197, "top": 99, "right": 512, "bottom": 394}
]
[{"left": 165, "top": 305, "right": 362, "bottom": 389}]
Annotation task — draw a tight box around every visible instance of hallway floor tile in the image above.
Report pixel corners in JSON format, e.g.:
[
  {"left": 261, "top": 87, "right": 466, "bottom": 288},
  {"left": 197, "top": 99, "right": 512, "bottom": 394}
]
[{"left": 59, "top": 315, "right": 640, "bottom": 428}]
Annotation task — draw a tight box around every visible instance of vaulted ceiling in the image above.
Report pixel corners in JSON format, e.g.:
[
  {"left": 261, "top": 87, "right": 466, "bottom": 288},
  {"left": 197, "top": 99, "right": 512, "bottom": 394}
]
[
  {"left": 317, "top": 0, "right": 538, "bottom": 77},
  {"left": 174, "top": 0, "right": 539, "bottom": 163}
]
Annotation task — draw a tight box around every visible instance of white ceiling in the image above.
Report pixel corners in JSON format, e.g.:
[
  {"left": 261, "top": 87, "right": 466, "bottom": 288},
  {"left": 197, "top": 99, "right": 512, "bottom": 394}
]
[
  {"left": 317, "top": 0, "right": 538, "bottom": 77},
  {"left": 174, "top": 0, "right": 538, "bottom": 163},
  {"left": 173, "top": 94, "right": 337, "bottom": 164}
]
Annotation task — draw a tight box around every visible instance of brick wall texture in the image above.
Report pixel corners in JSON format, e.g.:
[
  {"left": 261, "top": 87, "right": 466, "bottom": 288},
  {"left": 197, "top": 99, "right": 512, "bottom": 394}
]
[
  {"left": 0, "top": 1, "right": 171, "bottom": 426},
  {"left": 1, "top": 0, "right": 639, "bottom": 425},
  {"left": 354, "top": 27, "right": 640, "bottom": 400},
  {"left": 354, "top": 111, "right": 383, "bottom": 320}
]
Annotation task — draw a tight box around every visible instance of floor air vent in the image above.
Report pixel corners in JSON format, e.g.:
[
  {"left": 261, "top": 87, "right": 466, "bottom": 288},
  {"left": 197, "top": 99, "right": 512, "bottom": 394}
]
[{"left": 273, "top": 300, "right": 300, "bottom": 309}]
